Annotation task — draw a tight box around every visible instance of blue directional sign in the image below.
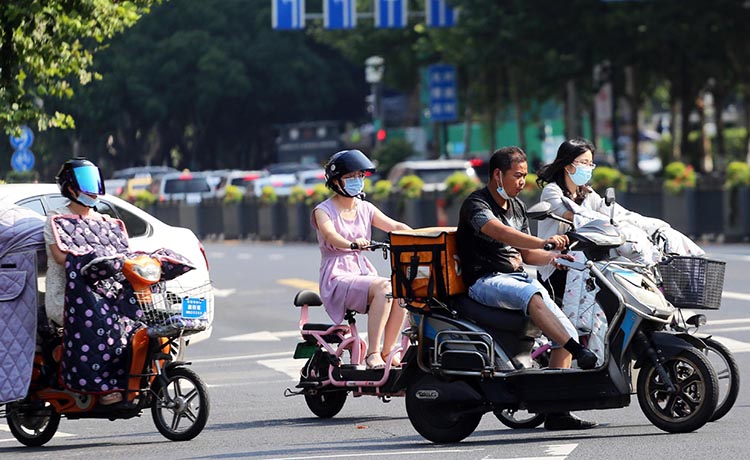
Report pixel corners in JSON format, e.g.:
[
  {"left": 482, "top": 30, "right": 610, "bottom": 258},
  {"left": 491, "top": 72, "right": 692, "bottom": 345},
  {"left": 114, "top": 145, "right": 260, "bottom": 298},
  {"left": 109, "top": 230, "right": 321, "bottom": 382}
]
[
  {"left": 272, "top": 0, "right": 305, "bottom": 30},
  {"left": 428, "top": 64, "right": 458, "bottom": 122},
  {"left": 375, "top": 0, "right": 407, "bottom": 29},
  {"left": 324, "top": 0, "right": 356, "bottom": 30},
  {"left": 426, "top": 0, "right": 458, "bottom": 28},
  {"left": 11, "top": 148, "right": 35, "bottom": 172},
  {"left": 9, "top": 125, "right": 34, "bottom": 150}
]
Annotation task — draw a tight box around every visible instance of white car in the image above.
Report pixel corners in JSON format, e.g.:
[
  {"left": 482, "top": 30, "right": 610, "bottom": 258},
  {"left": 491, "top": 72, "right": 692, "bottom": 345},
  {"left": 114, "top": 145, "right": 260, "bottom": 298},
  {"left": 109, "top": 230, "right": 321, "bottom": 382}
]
[
  {"left": 387, "top": 159, "right": 478, "bottom": 192},
  {"left": 1, "top": 183, "right": 214, "bottom": 344}
]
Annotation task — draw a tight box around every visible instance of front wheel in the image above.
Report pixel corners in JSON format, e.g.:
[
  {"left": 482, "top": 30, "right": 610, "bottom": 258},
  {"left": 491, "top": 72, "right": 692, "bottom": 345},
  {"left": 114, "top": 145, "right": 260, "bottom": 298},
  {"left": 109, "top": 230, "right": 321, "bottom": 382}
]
[
  {"left": 6, "top": 401, "right": 61, "bottom": 447},
  {"left": 151, "top": 366, "right": 210, "bottom": 441},
  {"left": 494, "top": 409, "right": 545, "bottom": 429},
  {"left": 701, "top": 338, "right": 740, "bottom": 422},
  {"left": 637, "top": 347, "right": 718, "bottom": 433},
  {"left": 405, "top": 377, "right": 482, "bottom": 443}
]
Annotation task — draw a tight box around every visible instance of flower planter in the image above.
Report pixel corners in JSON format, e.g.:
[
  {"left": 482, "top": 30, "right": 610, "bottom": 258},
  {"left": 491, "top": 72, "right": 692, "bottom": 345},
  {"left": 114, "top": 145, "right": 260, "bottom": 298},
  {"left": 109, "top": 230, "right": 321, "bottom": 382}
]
[
  {"left": 178, "top": 202, "right": 202, "bottom": 238},
  {"left": 622, "top": 179, "right": 663, "bottom": 220},
  {"left": 286, "top": 202, "right": 311, "bottom": 241},
  {"left": 222, "top": 202, "right": 243, "bottom": 239},
  {"left": 258, "top": 203, "right": 287, "bottom": 240},
  {"left": 694, "top": 187, "right": 724, "bottom": 237},
  {"left": 723, "top": 186, "right": 750, "bottom": 242},
  {"left": 370, "top": 197, "right": 397, "bottom": 241},
  {"left": 662, "top": 189, "right": 697, "bottom": 237},
  {"left": 198, "top": 198, "right": 223, "bottom": 239},
  {"left": 402, "top": 193, "right": 438, "bottom": 229},
  {"left": 240, "top": 198, "right": 259, "bottom": 239}
]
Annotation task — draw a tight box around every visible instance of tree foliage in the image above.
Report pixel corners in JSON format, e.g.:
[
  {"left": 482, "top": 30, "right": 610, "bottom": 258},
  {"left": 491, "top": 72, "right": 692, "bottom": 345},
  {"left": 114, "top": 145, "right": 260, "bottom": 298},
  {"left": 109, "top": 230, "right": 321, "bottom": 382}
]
[{"left": 0, "top": 0, "right": 157, "bottom": 132}]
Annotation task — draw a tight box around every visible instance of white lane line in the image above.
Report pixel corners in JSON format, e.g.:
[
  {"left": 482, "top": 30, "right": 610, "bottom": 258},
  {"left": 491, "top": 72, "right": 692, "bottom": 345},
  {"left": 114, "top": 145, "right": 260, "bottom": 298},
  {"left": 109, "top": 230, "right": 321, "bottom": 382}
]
[
  {"left": 258, "top": 448, "right": 485, "bottom": 460},
  {"left": 0, "top": 423, "right": 75, "bottom": 439},
  {"left": 705, "top": 326, "right": 750, "bottom": 333},
  {"left": 704, "top": 318, "right": 750, "bottom": 325},
  {"left": 237, "top": 253, "right": 254, "bottom": 260},
  {"left": 213, "top": 288, "right": 236, "bottom": 297},
  {"left": 258, "top": 358, "right": 300, "bottom": 380},
  {"left": 191, "top": 351, "right": 291, "bottom": 364},
  {"left": 705, "top": 336, "right": 750, "bottom": 353},
  {"left": 723, "top": 291, "right": 750, "bottom": 301},
  {"left": 480, "top": 443, "right": 577, "bottom": 460},
  {"left": 220, "top": 330, "right": 300, "bottom": 342}
]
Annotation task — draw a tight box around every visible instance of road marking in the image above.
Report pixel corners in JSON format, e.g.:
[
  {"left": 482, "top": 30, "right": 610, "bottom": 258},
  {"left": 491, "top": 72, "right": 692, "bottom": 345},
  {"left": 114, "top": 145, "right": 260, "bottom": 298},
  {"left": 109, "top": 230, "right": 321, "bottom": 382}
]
[
  {"left": 220, "top": 330, "right": 300, "bottom": 342},
  {"left": 213, "top": 287, "right": 236, "bottom": 297},
  {"left": 704, "top": 317, "right": 750, "bottom": 325},
  {"left": 191, "top": 351, "right": 291, "bottom": 364},
  {"left": 723, "top": 291, "right": 750, "bottom": 301},
  {"left": 237, "top": 253, "right": 254, "bottom": 260},
  {"left": 0, "top": 423, "right": 75, "bottom": 439},
  {"left": 484, "top": 443, "right": 577, "bottom": 460},
  {"left": 257, "top": 448, "right": 486, "bottom": 460},
  {"left": 704, "top": 335, "right": 750, "bottom": 352},
  {"left": 278, "top": 278, "right": 319, "bottom": 291},
  {"left": 258, "top": 357, "right": 300, "bottom": 380}
]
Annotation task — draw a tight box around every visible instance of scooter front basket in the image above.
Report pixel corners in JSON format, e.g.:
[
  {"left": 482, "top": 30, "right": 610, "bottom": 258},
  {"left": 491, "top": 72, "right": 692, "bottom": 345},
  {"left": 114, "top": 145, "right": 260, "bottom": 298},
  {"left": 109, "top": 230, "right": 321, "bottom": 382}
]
[{"left": 137, "top": 281, "right": 212, "bottom": 337}]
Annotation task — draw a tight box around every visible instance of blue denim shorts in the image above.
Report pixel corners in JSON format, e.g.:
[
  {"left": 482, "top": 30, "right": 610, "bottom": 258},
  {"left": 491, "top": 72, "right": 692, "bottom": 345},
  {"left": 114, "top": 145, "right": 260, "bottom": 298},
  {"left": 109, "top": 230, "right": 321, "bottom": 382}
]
[{"left": 468, "top": 271, "right": 577, "bottom": 347}]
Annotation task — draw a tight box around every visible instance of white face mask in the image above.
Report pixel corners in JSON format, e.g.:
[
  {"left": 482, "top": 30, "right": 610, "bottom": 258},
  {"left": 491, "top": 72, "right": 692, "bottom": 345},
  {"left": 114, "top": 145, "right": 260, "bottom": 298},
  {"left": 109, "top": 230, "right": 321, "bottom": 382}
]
[
  {"left": 496, "top": 175, "right": 511, "bottom": 200},
  {"left": 76, "top": 192, "right": 99, "bottom": 208}
]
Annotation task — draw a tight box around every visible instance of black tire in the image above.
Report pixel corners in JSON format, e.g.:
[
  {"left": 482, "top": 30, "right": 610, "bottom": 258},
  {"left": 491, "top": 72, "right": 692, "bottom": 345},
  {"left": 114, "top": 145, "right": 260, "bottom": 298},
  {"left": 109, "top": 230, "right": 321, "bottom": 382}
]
[
  {"left": 6, "top": 401, "right": 61, "bottom": 447},
  {"left": 701, "top": 338, "right": 740, "bottom": 422},
  {"left": 405, "top": 378, "right": 482, "bottom": 443},
  {"left": 637, "top": 347, "right": 718, "bottom": 433},
  {"left": 151, "top": 366, "right": 210, "bottom": 441},
  {"left": 304, "top": 390, "right": 347, "bottom": 418},
  {"left": 494, "top": 409, "right": 546, "bottom": 429}
]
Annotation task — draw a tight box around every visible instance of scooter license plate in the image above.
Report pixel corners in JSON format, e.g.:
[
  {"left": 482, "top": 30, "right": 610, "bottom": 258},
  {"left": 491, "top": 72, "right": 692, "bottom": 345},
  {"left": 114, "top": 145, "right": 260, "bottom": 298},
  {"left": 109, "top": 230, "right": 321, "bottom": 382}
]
[
  {"left": 182, "top": 297, "right": 208, "bottom": 318},
  {"left": 293, "top": 342, "right": 317, "bottom": 359}
]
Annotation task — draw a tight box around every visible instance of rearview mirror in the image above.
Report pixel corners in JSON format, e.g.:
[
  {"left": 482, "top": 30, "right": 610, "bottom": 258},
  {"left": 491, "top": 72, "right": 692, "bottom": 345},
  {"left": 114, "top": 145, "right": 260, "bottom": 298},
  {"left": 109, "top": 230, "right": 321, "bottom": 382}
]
[
  {"left": 527, "top": 202, "right": 552, "bottom": 221},
  {"left": 605, "top": 187, "right": 616, "bottom": 206}
]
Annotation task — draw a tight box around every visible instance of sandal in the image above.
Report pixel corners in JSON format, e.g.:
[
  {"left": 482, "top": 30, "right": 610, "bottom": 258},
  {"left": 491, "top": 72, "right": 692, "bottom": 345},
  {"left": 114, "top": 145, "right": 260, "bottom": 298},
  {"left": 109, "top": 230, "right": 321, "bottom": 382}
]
[
  {"left": 365, "top": 351, "right": 386, "bottom": 369},
  {"left": 382, "top": 350, "right": 402, "bottom": 368}
]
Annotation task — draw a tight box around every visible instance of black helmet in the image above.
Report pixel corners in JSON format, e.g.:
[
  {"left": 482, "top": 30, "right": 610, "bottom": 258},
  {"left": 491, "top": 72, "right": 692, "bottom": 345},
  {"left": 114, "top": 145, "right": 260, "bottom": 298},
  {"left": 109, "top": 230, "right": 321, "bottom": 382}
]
[
  {"left": 56, "top": 157, "right": 105, "bottom": 202},
  {"left": 324, "top": 150, "right": 375, "bottom": 197}
]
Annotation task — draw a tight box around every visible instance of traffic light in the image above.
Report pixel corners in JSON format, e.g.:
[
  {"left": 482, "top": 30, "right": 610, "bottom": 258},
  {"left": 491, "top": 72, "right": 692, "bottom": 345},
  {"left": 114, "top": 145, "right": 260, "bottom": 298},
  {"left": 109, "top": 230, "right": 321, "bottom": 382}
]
[{"left": 376, "top": 128, "right": 387, "bottom": 142}]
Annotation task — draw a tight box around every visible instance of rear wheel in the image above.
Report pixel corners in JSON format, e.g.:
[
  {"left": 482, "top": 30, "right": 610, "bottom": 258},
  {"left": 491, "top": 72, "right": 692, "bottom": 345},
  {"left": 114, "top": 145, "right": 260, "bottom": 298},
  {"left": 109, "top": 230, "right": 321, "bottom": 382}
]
[
  {"left": 6, "top": 401, "right": 61, "bottom": 447},
  {"left": 637, "top": 347, "right": 718, "bottom": 433},
  {"left": 304, "top": 390, "right": 347, "bottom": 418},
  {"left": 494, "top": 409, "right": 545, "bottom": 429},
  {"left": 405, "top": 376, "right": 482, "bottom": 443},
  {"left": 151, "top": 366, "right": 210, "bottom": 441},
  {"left": 701, "top": 338, "right": 740, "bottom": 422}
]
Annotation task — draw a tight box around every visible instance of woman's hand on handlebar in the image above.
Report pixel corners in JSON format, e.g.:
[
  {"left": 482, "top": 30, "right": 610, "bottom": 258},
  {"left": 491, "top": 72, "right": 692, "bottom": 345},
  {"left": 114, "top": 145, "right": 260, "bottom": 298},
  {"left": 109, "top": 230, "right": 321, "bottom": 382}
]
[
  {"left": 542, "top": 234, "right": 568, "bottom": 251},
  {"left": 349, "top": 238, "right": 371, "bottom": 250}
]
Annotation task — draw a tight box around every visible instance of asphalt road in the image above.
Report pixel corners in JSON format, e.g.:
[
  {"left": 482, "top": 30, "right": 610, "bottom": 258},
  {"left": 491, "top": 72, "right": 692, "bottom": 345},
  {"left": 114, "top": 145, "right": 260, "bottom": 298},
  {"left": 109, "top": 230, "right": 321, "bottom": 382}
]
[{"left": 2, "top": 241, "right": 749, "bottom": 459}]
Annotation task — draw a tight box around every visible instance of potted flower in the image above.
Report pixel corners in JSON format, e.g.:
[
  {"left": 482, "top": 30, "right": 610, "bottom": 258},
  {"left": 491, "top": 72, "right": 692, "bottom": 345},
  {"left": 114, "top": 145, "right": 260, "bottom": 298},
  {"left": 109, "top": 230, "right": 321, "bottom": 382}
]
[
  {"left": 723, "top": 161, "right": 750, "bottom": 241},
  {"left": 590, "top": 167, "right": 627, "bottom": 195},
  {"left": 662, "top": 161, "right": 697, "bottom": 236},
  {"left": 443, "top": 172, "right": 480, "bottom": 226},
  {"left": 286, "top": 185, "right": 310, "bottom": 241},
  {"left": 222, "top": 185, "right": 244, "bottom": 239},
  {"left": 258, "top": 186, "right": 285, "bottom": 240}
]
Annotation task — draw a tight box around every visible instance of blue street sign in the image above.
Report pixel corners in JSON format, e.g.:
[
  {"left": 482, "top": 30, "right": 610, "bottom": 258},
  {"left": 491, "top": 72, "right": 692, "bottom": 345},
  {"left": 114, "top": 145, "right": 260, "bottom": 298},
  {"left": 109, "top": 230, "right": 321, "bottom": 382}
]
[
  {"left": 272, "top": 0, "right": 305, "bottom": 30},
  {"left": 324, "top": 0, "right": 357, "bottom": 30},
  {"left": 9, "top": 125, "right": 34, "bottom": 150},
  {"left": 428, "top": 64, "right": 458, "bottom": 122},
  {"left": 375, "top": 0, "right": 407, "bottom": 29},
  {"left": 11, "top": 148, "right": 35, "bottom": 172},
  {"left": 426, "top": 0, "right": 458, "bottom": 28}
]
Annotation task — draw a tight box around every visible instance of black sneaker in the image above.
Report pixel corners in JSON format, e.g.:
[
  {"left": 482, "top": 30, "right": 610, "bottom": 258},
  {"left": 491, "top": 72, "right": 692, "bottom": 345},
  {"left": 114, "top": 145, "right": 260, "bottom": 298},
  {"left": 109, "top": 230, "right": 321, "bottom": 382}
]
[
  {"left": 544, "top": 413, "right": 598, "bottom": 430},
  {"left": 576, "top": 348, "right": 598, "bottom": 370}
]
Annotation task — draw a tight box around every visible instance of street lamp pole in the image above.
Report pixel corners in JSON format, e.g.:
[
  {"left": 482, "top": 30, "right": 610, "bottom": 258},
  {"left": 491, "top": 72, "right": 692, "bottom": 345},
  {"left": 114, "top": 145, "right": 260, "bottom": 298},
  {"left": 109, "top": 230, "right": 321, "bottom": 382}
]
[{"left": 365, "top": 56, "right": 385, "bottom": 146}]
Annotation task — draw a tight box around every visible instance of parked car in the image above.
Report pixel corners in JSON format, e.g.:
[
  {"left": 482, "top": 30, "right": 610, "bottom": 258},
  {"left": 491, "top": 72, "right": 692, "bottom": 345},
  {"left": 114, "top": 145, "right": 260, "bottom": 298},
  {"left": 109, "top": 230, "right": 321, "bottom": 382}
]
[
  {"left": 111, "top": 165, "right": 180, "bottom": 180},
  {"left": 0, "top": 183, "right": 214, "bottom": 343},
  {"left": 387, "top": 159, "right": 478, "bottom": 192},
  {"left": 252, "top": 174, "right": 298, "bottom": 197},
  {"left": 156, "top": 172, "right": 214, "bottom": 204},
  {"left": 264, "top": 162, "right": 320, "bottom": 175},
  {"left": 104, "top": 178, "right": 127, "bottom": 197},
  {"left": 296, "top": 169, "right": 327, "bottom": 193},
  {"left": 215, "top": 170, "right": 268, "bottom": 197}
]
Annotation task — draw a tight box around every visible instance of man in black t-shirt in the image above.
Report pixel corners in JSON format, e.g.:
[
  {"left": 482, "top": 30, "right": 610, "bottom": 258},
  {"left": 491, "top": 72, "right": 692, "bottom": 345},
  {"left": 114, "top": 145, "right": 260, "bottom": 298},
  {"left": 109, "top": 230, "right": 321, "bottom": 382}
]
[{"left": 457, "top": 146, "right": 598, "bottom": 431}]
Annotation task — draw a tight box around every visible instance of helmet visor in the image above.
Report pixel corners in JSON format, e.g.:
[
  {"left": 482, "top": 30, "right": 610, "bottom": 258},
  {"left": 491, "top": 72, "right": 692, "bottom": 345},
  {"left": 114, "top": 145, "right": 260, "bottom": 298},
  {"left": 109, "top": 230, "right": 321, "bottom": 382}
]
[{"left": 73, "top": 165, "right": 105, "bottom": 195}]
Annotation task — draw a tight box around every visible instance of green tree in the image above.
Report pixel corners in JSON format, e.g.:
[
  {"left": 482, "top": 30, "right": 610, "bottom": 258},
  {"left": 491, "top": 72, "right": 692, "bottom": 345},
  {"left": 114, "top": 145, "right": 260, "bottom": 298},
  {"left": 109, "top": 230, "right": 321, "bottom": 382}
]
[{"left": 0, "top": 0, "right": 158, "bottom": 132}]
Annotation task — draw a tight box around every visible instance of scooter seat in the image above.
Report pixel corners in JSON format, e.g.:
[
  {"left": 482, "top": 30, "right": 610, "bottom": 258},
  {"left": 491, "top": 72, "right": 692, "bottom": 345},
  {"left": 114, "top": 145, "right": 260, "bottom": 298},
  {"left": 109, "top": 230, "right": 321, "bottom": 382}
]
[{"left": 450, "top": 295, "right": 540, "bottom": 336}]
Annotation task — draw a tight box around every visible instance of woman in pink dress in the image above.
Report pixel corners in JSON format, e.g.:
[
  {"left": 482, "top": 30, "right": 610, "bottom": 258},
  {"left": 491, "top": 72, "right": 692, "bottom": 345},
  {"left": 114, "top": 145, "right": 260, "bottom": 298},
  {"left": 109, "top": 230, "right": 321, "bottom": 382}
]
[{"left": 312, "top": 150, "right": 411, "bottom": 369}]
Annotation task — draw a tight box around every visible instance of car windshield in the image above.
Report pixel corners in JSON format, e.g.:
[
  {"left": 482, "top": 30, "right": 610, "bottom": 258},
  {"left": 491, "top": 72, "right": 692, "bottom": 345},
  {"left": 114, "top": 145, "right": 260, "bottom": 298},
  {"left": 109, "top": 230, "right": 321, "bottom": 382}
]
[{"left": 164, "top": 178, "right": 211, "bottom": 194}]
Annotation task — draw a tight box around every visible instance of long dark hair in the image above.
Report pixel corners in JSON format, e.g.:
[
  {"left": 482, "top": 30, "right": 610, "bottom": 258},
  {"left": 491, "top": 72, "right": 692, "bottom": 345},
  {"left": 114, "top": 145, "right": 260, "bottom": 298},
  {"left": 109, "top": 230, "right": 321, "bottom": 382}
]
[{"left": 536, "top": 138, "right": 595, "bottom": 204}]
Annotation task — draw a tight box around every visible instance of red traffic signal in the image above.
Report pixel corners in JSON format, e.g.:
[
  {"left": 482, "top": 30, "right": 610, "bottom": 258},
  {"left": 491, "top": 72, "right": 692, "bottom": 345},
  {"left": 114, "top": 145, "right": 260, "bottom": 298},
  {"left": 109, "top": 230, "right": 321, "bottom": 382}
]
[{"left": 376, "top": 128, "right": 387, "bottom": 142}]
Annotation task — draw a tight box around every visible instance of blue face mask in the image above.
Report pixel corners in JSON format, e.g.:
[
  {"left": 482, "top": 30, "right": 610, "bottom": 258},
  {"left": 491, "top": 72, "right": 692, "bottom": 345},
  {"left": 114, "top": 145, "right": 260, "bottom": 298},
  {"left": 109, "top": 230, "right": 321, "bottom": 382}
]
[
  {"left": 496, "top": 175, "right": 511, "bottom": 200},
  {"left": 76, "top": 192, "right": 99, "bottom": 208},
  {"left": 568, "top": 164, "right": 593, "bottom": 186},
  {"left": 343, "top": 177, "right": 364, "bottom": 197}
]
